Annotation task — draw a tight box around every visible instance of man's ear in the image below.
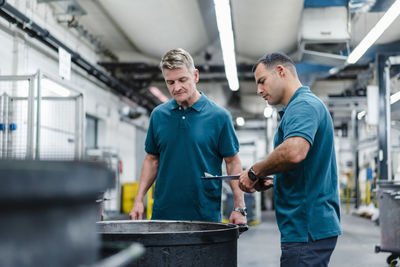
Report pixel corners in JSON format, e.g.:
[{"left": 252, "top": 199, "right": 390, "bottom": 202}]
[
  {"left": 276, "top": 65, "right": 285, "bottom": 77},
  {"left": 194, "top": 69, "right": 199, "bottom": 83}
]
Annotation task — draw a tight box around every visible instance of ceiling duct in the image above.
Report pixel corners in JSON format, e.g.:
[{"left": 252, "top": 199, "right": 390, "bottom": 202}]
[
  {"left": 302, "top": 50, "right": 347, "bottom": 66},
  {"left": 299, "top": 6, "right": 350, "bottom": 66}
]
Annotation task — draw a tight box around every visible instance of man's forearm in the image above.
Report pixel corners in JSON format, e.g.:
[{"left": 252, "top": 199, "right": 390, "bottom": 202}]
[
  {"left": 135, "top": 154, "right": 159, "bottom": 202},
  {"left": 252, "top": 146, "right": 294, "bottom": 177},
  {"left": 230, "top": 180, "right": 246, "bottom": 207},
  {"left": 225, "top": 154, "right": 245, "bottom": 207},
  {"left": 253, "top": 137, "right": 310, "bottom": 177}
]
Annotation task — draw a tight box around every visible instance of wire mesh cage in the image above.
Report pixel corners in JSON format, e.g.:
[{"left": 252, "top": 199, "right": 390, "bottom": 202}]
[{"left": 0, "top": 71, "right": 84, "bottom": 160}]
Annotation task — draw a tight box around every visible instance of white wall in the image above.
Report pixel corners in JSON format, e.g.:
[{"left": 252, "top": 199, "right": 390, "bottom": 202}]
[{"left": 0, "top": 0, "right": 147, "bottom": 184}]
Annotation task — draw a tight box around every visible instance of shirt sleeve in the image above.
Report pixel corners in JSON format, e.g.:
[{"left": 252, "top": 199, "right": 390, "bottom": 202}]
[
  {"left": 283, "top": 101, "right": 319, "bottom": 146},
  {"left": 218, "top": 112, "right": 240, "bottom": 158},
  {"left": 144, "top": 113, "right": 159, "bottom": 155}
]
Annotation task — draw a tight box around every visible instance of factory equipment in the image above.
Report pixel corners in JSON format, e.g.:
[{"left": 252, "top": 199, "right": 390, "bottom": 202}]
[
  {"left": 375, "top": 180, "right": 400, "bottom": 265},
  {"left": 86, "top": 148, "right": 122, "bottom": 219},
  {"left": 374, "top": 53, "right": 400, "bottom": 266}
]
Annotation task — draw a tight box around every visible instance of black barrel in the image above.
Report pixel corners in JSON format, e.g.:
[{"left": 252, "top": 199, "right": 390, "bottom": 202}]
[
  {"left": 0, "top": 160, "right": 114, "bottom": 267},
  {"left": 97, "top": 220, "right": 247, "bottom": 267}
]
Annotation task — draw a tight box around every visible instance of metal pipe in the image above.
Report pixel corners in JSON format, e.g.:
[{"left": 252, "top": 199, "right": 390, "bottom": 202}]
[
  {"left": 0, "top": 93, "right": 5, "bottom": 159},
  {"left": 0, "top": 2, "right": 157, "bottom": 112},
  {"left": 75, "top": 94, "right": 84, "bottom": 160},
  {"left": 35, "top": 71, "right": 41, "bottom": 160},
  {"left": 3, "top": 94, "right": 9, "bottom": 158},
  {"left": 351, "top": 109, "right": 360, "bottom": 208},
  {"left": 26, "top": 76, "right": 35, "bottom": 159},
  {"left": 377, "top": 54, "right": 390, "bottom": 181},
  {"left": 0, "top": 75, "right": 36, "bottom": 81}
]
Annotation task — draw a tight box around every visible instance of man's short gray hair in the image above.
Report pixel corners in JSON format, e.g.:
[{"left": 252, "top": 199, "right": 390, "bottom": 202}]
[{"left": 160, "top": 48, "right": 195, "bottom": 74}]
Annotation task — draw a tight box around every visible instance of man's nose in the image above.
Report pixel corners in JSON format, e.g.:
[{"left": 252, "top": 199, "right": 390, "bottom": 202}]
[
  {"left": 173, "top": 81, "right": 181, "bottom": 91},
  {"left": 257, "top": 85, "right": 263, "bottom": 95}
]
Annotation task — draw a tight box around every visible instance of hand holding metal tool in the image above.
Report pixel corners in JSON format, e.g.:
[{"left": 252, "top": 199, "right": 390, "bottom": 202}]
[{"left": 253, "top": 178, "right": 274, "bottom": 191}]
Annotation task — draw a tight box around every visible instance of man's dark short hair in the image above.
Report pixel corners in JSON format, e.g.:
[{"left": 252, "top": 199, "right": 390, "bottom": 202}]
[{"left": 252, "top": 52, "right": 296, "bottom": 73}]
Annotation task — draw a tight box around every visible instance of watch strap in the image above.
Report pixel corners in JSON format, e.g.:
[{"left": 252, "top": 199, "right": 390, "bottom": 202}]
[
  {"left": 233, "top": 207, "right": 247, "bottom": 216},
  {"left": 248, "top": 167, "right": 259, "bottom": 182}
]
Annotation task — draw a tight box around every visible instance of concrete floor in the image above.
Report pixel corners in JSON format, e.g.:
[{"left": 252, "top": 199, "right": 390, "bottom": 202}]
[{"left": 238, "top": 208, "right": 393, "bottom": 267}]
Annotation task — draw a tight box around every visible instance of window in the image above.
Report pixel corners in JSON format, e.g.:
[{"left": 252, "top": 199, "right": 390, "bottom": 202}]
[{"left": 86, "top": 114, "right": 98, "bottom": 149}]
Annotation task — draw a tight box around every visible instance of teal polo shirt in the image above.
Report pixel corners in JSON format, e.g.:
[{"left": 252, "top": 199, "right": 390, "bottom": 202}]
[
  {"left": 145, "top": 92, "right": 239, "bottom": 222},
  {"left": 274, "top": 86, "right": 342, "bottom": 242}
]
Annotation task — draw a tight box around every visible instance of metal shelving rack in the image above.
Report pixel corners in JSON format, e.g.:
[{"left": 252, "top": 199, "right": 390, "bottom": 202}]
[{"left": 0, "top": 71, "right": 84, "bottom": 160}]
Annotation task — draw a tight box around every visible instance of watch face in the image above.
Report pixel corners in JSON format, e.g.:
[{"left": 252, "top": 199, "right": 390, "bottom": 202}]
[
  {"left": 241, "top": 209, "right": 247, "bottom": 216},
  {"left": 248, "top": 168, "right": 258, "bottom": 181}
]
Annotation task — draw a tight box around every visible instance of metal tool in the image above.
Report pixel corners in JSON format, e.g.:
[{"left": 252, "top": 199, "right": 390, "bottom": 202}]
[
  {"left": 201, "top": 174, "right": 241, "bottom": 180},
  {"left": 201, "top": 172, "right": 273, "bottom": 180}
]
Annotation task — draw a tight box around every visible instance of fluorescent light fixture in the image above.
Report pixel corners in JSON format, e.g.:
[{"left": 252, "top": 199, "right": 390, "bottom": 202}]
[
  {"left": 346, "top": 0, "right": 400, "bottom": 64},
  {"left": 236, "top": 117, "right": 245, "bottom": 126},
  {"left": 42, "top": 78, "right": 70, "bottom": 97},
  {"left": 357, "top": 110, "right": 366, "bottom": 120},
  {"left": 120, "top": 106, "right": 130, "bottom": 116},
  {"left": 149, "top": 86, "right": 169, "bottom": 103},
  {"left": 329, "top": 67, "right": 340, "bottom": 75},
  {"left": 264, "top": 106, "right": 273, "bottom": 118},
  {"left": 391, "top": 91, "right": 400, "bottom": 104},
  {"left": 213, "top": 0, "right": 239, "bottom": 91}
]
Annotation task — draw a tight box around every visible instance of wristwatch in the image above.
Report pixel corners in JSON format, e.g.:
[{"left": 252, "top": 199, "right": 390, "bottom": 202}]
[
  {"left": 248, "top": 166, "right": 260, "bottom": 182},
  {"left": 233, "top": 207, "right": 247, "bottom": 216}
]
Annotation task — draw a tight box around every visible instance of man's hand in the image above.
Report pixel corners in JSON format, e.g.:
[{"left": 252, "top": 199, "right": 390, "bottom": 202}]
[
  {"left": 253, "top": 177, "right": 274, "bottom": 192},
  {"left": 129, "top": 201, "right": 144, "bottom": 220},
  {"left": 229, "top": 210, "right": 247, "bottom": 225},
  {"left": 239, "top": 168, "right": 257, "bottom": 193}
]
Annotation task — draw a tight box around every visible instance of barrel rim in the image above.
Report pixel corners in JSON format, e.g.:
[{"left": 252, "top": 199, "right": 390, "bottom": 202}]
[
  {"left": 96, "top": 219, "right": 239, "bottom": 235},
  {"left": 97, "top": 220, "right": 240, "bottom": 246}
]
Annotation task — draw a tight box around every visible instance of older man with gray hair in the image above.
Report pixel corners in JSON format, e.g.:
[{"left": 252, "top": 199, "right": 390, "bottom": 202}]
[{"left": 130, "top": 48, "right": 246, "bottom": 224}]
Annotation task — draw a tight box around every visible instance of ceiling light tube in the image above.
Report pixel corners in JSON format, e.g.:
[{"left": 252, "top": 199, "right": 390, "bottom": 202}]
[
  {"left": 357, "top": 110, "right": 366, "bottom": 120},
  {"left": 213, "top": 0, "right": 239, "bottom": 91},
  {"left": 346, "top": 0, "right": 400, "bottom": 64},
  {"left": 149, "top": 86, "right": 169, "bottom": 103},
  {"left": 390, "top": 91, "right": 400, "bottom": 104}
]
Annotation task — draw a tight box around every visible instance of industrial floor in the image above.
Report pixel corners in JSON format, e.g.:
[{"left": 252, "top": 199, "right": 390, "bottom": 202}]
[{"left": 238, "top": 207, "right": 392, "bottom": 267}]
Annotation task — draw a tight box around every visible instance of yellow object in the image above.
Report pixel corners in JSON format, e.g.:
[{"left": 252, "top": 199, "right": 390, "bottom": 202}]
[
  {"left": 147, "top": 184, "right": 154, "bottom": 219},
  {"left": 222, "top": 218, "right": 260, "bottom": 226},
  {"left": 249, "top": 220, "right": 260, "bottom": 226},
  {"left": 366, "top": 180, "right": 371, "bottom": 205},
  {"left": 346, "top": 183, "right": 350, "bottom": 214},
  {"left": 345, "top": 172, "right": 352, "bottom": 214},
  {"left": 121, "top": 183, "right": 139, "bottom": 214}
]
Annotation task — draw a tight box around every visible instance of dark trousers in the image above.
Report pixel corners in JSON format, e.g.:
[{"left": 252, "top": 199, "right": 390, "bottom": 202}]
[{"left": 280, "top": 235, "right": 338, "bottom": 267}]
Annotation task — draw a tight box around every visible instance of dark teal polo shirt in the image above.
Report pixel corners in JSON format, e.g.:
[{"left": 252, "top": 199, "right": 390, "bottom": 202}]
[
  {"left": 145, "top": 92, "right": 239, "bottom": 222},
  {"left": 274, "top": 86, "right": 342, "bottom": 242}
]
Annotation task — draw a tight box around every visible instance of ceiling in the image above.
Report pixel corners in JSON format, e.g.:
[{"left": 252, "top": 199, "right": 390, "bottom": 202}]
[{"left": 54, "top": 0, "right": 400, "bottom": 126}]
